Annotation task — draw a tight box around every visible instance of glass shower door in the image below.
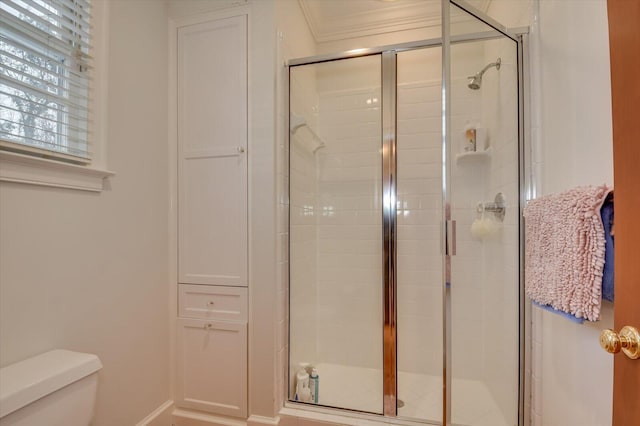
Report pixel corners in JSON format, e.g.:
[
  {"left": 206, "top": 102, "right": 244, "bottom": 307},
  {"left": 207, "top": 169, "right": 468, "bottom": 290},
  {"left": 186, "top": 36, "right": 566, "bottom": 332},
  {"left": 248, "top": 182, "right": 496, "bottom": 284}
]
[
  {"left": 289, "top": 54, "right": 384, "bottom": 414},
  {"left": 445, "top": 2, "right": 522, "bottom": 425},
  {"left": 395, "top": 46, "right": 444, "bottom": 424}
]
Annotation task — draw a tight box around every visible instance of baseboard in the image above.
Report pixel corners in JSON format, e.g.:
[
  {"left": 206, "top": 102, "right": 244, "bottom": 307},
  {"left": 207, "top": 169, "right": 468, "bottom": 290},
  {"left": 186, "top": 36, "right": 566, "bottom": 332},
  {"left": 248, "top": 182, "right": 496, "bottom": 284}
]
[
  {"left": 137, "top": 400, "right": 175, "bottom": 426},
  {"left": 172, "top": 408, "right": 248, "bottom": 426},
  {"left": 171, "top": 409, "right": 280, "bottom": 426},
  {"left": 247, "top": 415, "right": 280, "bottom": 426}
]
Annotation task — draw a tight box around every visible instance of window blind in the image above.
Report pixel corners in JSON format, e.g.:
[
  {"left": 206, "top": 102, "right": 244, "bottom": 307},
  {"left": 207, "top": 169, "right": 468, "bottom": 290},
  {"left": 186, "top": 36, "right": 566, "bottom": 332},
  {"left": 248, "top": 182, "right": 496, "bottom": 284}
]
[{"left": 0, "top": 0, "right": 92, "bottom": 162}]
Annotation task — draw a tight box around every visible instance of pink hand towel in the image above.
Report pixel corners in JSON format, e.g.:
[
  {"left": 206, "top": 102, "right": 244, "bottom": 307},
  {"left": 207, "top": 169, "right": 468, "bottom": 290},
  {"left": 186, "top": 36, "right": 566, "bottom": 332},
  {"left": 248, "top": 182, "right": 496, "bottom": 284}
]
[{"left": 523, "top": 185, "right": 611, "bottom": 321}]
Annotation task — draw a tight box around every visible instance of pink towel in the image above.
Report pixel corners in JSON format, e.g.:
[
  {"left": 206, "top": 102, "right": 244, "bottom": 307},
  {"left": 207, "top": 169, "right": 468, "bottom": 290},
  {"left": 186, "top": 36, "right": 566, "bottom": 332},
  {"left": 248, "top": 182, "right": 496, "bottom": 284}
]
[{"left": 523, "top": 185, "right": 611, "bottom": 321}]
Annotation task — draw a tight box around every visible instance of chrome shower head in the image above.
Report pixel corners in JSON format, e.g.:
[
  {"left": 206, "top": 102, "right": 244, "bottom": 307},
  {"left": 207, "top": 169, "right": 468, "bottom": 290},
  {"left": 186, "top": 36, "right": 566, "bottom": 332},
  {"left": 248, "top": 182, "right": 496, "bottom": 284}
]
[
  {"left": 467, "top": 75, "right": 482, "bottom": 90},
  {"left": 467, "top": 58, "right": 501, "bottom": 90}
]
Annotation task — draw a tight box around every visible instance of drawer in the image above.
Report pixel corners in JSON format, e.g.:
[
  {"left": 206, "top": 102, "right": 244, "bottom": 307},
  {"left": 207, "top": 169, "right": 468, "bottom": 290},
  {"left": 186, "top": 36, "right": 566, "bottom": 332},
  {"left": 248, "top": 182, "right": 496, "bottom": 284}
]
[{"left": 179, "top": 284, "right": 247, "bottom": 321}]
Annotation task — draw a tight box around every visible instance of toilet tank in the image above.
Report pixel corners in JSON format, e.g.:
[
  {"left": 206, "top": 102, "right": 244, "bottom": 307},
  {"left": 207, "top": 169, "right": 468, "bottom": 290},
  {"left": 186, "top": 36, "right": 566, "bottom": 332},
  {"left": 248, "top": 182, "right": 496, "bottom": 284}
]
[{"left": 0, "top": 350, "right": 102, "bottom": 426}]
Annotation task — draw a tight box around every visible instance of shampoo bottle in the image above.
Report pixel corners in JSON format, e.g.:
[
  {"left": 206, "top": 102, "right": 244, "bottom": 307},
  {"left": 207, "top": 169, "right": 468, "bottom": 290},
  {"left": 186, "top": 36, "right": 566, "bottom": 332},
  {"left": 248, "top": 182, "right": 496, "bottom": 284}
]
[
  {"left": 464, "top": 125, "right": 477, "bottom": 152},
  {"left": 309, "top": 368, "right": 319, "bottom": 404},
  {"left": 295, "top": 363, "right": 310, "bottom": 402}
]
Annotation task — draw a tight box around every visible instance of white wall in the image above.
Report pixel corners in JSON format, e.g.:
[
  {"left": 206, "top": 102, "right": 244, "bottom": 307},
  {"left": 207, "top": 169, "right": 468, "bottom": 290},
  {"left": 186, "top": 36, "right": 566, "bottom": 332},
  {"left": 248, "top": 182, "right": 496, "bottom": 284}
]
[
  {"left": 534, "top": 1, "right": 614, "bottom": 425},
  {"left": 0, "top": 1, "right": 170, "bottom": 425},
  {"left": 247, "top": 0, "right": 280, "bottom": 419},
  {"left": 489, "top": 0, "right": 615, "bottom": 424}
]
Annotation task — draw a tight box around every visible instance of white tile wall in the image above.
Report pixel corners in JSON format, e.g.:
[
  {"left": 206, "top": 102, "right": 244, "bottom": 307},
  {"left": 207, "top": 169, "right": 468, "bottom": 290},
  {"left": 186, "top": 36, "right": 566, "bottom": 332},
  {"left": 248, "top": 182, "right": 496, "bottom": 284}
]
[
  {"left": 396, "top": 78, "right": 443, "bottom": 379},
  {"left": 525, "top": 1, "right": 614, "bottom": 424},
  {"left": 315, "top": 84, "right": 383, "bottom": 372},
  {"left": 289, "top": 66, "right": 321, "bottom": 386}
]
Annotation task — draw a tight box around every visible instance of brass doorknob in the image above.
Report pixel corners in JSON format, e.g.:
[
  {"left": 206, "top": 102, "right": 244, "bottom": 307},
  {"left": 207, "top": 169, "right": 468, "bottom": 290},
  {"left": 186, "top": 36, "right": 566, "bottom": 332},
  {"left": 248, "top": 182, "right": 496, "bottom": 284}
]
[{"left": 599, "top": 326, "right": 640, "bottom": 359}]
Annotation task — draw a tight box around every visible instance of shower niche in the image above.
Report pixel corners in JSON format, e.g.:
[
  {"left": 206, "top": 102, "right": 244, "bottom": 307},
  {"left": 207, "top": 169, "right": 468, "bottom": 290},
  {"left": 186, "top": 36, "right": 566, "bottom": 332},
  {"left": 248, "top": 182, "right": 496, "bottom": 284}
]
[{"left": 288, "top": 1, "right": 525, "bottom": 425}]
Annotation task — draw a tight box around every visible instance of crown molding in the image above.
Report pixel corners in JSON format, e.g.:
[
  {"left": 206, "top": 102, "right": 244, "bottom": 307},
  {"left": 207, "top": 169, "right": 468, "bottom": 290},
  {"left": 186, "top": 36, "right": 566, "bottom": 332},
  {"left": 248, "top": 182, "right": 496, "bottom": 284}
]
[{"left": 298, "top": 0, "right": 492, "bottom": 43}]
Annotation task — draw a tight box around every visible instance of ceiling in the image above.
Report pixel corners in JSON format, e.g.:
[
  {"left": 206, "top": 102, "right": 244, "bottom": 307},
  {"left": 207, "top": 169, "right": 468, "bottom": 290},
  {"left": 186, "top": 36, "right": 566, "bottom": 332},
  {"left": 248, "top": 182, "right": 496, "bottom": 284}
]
[{"left": 298, "top": 0, "right": 492, "bottom": 43}]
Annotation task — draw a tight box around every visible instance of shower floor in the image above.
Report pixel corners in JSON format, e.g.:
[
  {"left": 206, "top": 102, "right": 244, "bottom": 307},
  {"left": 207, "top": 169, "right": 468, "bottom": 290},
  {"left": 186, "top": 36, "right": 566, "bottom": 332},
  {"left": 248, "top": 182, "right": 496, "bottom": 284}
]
[{"left": 313, "top": 363, "right": 510, "bottom": 426}]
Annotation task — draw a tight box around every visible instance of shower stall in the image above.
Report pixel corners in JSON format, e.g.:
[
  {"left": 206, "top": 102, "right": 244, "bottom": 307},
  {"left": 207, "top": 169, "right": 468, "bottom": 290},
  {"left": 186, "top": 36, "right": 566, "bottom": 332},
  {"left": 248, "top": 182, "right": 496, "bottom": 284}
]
[{"left": 288, "top": 1, "right": 527, "bottom": 425}]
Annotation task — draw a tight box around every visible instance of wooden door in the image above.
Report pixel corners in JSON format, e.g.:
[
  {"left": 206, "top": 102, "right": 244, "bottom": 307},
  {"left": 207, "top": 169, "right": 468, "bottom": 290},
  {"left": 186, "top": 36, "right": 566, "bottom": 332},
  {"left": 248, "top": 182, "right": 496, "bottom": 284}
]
[{"left": 607, "top": 0, "right": 640, "bottom": 424}]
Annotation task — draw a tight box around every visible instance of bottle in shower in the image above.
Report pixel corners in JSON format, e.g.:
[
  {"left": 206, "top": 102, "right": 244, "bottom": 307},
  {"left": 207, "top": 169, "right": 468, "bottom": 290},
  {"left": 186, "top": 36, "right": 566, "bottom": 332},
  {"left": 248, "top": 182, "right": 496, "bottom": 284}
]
[
  {"left": 295, "top": 363, "right": 311, "bottom": 402},
  {"left": 464, "top": 126, "right": 477, "bottom": 152},
  {"left": 309, "top": 368, "right": 319, "bottom": 404}
]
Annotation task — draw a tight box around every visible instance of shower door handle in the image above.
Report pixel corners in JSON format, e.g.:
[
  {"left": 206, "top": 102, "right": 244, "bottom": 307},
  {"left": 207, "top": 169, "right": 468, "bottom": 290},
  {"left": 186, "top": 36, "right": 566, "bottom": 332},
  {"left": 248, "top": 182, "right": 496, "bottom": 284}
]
[{"left": 446, "top": 220, "right": 457, "bottom": 256}]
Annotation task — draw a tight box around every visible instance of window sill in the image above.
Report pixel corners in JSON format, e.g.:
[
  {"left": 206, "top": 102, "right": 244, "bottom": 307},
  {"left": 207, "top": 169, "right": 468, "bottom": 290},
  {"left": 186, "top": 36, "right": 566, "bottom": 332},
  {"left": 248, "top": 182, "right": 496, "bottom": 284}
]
[{"left": 0, "top": 151, "right": 114, "bottom": 192}]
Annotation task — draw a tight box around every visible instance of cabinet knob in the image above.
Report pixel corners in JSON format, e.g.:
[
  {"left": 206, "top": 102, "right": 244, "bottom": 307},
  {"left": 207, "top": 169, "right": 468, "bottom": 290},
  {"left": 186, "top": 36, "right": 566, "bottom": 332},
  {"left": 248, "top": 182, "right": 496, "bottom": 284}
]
[
  {"left": 238, "top": 146, "right": 245, "bottom": 153},
  {"left": 205, "top": 323, "right": 213, "bottom": 329},
  {"left": 207, "top": 301, "right": 215, "bottom": 307}
]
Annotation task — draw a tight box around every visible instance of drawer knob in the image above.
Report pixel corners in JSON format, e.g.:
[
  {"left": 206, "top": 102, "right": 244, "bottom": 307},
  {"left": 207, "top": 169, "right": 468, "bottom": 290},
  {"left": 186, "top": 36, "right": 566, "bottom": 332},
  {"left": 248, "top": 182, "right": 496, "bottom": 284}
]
[
  {"left": 205, "top": 323, "right": 213, "bottom": 329},
  {"left": 207, "top": 301, "right": 215, "bottom": 307}
]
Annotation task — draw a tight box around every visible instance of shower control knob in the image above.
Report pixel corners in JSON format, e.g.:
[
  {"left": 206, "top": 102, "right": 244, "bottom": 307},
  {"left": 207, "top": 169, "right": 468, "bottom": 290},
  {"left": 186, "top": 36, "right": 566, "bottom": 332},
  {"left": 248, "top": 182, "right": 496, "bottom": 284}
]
[{"left": 599, "top": 326, "right": 640, "bottom": 359}]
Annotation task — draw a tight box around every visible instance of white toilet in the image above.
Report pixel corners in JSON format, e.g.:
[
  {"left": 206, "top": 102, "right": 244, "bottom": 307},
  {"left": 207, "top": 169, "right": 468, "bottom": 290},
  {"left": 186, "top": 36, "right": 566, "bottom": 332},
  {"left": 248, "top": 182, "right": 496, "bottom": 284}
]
[{"left": 0, "top": 350, "right": 102, "bottom": 426}]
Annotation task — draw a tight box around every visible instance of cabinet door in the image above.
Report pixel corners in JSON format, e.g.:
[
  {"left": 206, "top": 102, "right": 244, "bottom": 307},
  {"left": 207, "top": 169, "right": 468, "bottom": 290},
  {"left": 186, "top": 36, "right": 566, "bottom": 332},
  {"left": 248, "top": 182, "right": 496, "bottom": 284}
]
[
  {"left": 176, "top": 318, "right": 247, "bottom": 417},
  {"left": 177, "top": 15, "right": 248, "bottom": 286}
]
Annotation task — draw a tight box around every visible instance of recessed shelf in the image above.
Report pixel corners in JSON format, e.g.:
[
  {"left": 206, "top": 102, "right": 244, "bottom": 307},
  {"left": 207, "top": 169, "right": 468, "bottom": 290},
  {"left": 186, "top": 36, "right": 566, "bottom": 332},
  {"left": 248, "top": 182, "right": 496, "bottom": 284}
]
[{"left": 455, "top": 147, "right": 492, "bottom": 164}]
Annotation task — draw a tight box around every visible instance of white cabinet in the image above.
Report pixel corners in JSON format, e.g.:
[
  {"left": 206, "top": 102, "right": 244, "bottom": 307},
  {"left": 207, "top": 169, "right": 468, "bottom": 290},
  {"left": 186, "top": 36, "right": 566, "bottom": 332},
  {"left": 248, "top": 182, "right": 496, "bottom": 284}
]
[
  {"left": 177, "top": 15, "right": 248, "bottom": 287},
  {"left": 174, "top": 11, "right": 249, "bottom": 420},
  {"left": 176, "top": 318, "right": 247, "bottom": 418},
  {"left": 176, "top": 318, "right": 247, "bottom": 417},
  {"left": 175, "top": 284, "right": 248, "bottom": 417}
]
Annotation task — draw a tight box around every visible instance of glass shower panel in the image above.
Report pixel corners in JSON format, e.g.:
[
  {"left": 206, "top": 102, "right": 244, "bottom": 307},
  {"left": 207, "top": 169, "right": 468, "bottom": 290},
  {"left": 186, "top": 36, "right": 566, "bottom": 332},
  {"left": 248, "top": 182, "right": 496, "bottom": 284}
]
[
  {"left": 449, "top": 3, "right": 501, "bottom": 39},
  {"left": 289, "top": 55, "right": 384, "bottom": 414},
  {"left": 448, "top": 3, "right": 521, "bottom": 425},
  {"left": 395, "top": 47, "right": 443, "bottom": 424}
]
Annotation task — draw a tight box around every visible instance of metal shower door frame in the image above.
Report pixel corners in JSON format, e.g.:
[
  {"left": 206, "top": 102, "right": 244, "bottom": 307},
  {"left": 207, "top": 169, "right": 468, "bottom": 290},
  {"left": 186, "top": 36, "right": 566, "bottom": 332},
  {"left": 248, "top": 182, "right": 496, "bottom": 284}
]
[
  {"left": 287, "top": 2, "right": 527, "bottom": 422},
  {"left": 381, "top": 50, "right": 398, "bottom": 418},
  {"left": 442, "top": 2, "right": 527, "bottom": 425}
]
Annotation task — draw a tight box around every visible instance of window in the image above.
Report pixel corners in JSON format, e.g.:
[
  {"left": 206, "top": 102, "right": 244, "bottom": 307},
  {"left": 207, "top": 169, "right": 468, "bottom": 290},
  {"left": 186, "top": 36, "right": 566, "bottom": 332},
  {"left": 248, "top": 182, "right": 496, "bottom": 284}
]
[{"left": 0, "top": 0, "right": 92, "bottom": 164}]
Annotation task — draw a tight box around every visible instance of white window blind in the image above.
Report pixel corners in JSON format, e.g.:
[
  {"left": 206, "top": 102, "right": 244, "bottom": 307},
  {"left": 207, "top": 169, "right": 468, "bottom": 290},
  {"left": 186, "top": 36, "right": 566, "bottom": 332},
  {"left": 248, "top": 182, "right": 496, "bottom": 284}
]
[{"left": 0, "top": 0, "right": 92, "bottom": 163}]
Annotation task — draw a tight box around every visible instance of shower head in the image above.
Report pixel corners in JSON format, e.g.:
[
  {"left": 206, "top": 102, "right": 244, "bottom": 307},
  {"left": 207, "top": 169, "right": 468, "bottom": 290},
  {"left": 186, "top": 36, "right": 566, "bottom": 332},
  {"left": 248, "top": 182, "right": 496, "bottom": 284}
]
[{"left": 467, "top": 57, "right": 501, "bottom": 90}]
